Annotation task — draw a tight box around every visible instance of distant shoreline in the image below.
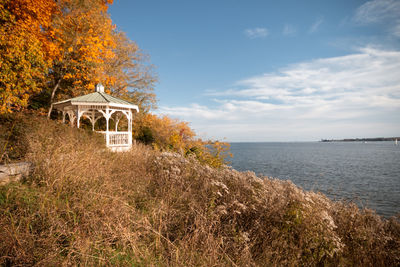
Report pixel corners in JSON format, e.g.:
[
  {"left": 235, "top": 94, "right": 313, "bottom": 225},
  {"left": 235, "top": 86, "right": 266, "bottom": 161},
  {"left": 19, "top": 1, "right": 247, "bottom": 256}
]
[{"left": 320, "top": 137, "right": 400, "bottom": 142}]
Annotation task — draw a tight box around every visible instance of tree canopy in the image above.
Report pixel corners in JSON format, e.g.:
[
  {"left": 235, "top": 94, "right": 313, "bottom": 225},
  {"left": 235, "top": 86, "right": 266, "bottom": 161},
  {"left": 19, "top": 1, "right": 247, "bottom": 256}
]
[
  {"left": 0, "top": 0, "right": 156, "bottom": 115},
  {"left": 0, "top": 0, "right": 56, "bottom": 113}
]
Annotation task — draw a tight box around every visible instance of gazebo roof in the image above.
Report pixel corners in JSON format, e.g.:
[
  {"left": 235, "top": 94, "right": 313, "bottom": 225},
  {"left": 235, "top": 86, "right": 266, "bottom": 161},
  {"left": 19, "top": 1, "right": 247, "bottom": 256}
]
[{"left": 53, "top": 91, "right": 139, "bottom": 112}]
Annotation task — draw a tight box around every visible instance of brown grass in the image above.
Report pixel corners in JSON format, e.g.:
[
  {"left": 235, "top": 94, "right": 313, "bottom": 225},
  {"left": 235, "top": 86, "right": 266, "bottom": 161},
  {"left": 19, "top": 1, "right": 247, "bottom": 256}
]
[{"left": 0, "top": 114, "right": 399, "bottom": 266}]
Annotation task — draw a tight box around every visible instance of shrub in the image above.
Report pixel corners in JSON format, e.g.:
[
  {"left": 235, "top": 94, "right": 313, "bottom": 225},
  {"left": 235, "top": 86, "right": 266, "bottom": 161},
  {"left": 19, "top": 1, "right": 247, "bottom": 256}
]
[
  {"left": 0, "top": 114, "right": 29, "bottom": 163},
  {"left": 136, "top": 126, "right": 155, "bottom": 145}
]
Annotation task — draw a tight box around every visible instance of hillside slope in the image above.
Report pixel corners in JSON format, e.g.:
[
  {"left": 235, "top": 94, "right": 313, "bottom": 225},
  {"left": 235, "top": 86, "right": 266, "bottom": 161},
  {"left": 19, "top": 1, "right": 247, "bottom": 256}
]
[{"left": 0, "top": 114, "right": 399, "bottom": 266}]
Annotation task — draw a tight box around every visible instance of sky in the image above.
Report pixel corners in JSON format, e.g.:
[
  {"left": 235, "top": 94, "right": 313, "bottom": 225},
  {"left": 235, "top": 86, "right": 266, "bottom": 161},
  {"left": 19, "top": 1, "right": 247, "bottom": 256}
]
[{"left": 109, "top": 0, "right": 400, "bottom": 142}]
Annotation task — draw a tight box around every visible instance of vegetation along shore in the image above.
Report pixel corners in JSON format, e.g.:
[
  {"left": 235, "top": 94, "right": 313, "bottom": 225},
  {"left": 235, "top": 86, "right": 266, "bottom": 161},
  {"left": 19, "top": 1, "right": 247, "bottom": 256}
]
[{"left": 1, "top": 114, "right": 399, "bottom": 266}]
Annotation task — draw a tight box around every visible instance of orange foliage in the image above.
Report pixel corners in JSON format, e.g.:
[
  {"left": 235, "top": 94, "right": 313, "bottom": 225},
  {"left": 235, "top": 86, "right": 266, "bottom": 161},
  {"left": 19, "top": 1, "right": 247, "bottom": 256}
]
[
  {"left": 49, "top": 0, "right": 117, "bottom": 98},
  {"left": 0, "top": 0, "right": 57, "bottom": 113},
  {"left": 135, "top": 113, "right": 195, "bottom": 152},
  {"left": 1, "top": 0, "right": 156, "bottom": 116}
]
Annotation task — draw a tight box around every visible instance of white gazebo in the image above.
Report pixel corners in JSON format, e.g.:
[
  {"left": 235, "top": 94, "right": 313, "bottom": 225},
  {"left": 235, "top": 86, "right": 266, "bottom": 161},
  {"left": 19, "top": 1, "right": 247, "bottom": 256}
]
[{"left": 52, "top": 84, "right": 139, "bottom": 152}]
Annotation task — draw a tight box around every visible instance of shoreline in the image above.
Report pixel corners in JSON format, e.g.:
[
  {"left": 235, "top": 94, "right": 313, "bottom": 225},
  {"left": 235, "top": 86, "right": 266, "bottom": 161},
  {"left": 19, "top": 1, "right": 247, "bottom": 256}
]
[{"left": 321, "top": 137, "right": 400, "bottom": 142}]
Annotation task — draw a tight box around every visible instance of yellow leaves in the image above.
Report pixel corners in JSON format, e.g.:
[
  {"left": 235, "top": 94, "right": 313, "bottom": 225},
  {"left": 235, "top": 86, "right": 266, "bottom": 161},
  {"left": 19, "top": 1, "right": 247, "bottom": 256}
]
[
  {"left": 169, "top": 133, "right": 181, "bottom": 147},
  {"left": 4, "top": 0, "right": 57, "bottom": 60},
  {"left": 135, "top": 114, "right": 188, "bottom": 152},
  {"left": 0, "top": 0, "right": 56, "bottom": 113},
  {"left": 63, "top": 73, "right": 73, "bottom": 79},
  {"left": 48, "top": 0, "right": 119, "bottom": 96}
]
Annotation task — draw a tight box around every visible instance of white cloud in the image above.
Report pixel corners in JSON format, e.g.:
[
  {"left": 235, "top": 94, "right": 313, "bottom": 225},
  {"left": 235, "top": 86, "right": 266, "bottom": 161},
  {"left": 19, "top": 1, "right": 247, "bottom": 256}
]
[
  {"left": 159, "top": 47, "right": 400, "bottom": 141},
  {"left": 283, "top": 24, "right": 296, "bottom": 36},
  {"left": 393, "top": 23, "right": 400, "bottom": 37},
  {"left": 159, "top": 103, "right": 231, "bottom": 120},
  {"left": 354, "top": 0, "right": 400, "bottom": 24},
  {"left": 354, "top": 0, "right": 400, "bottom": 37},
  {"left": 244, "top": 27, "right": 269, "bottom": 39},
  {"left": 309, "top": 16, "right": 324, "bottom": 33}
]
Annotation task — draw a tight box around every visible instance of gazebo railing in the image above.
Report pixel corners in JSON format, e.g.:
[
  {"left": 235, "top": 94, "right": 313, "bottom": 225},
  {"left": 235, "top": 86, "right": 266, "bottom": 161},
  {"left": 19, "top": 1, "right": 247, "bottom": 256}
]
[{"left": 98, "top": 131, "right": 132, "bottom": 147}]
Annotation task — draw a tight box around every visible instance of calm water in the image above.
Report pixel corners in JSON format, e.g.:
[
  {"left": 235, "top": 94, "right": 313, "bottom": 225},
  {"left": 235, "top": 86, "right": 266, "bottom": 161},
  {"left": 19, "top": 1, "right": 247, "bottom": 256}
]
[{"left": 229, "top": 142, "right": 400, "bottom": 218}]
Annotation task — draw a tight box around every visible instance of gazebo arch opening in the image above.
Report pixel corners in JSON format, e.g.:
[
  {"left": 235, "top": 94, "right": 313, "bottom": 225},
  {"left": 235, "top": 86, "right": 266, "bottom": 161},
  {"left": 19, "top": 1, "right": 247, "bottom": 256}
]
[
  {"left": 52, "top": 84, "right": 139, "bottom": 152},
  {"left": 111, "top": 111, "right": 130, "bottom": 132},
  {"left": 77, "top": 116, "right": 92, "bottom": 131},
  {"left": 95, "top": 117, "right": 107, "bottom": 132}
]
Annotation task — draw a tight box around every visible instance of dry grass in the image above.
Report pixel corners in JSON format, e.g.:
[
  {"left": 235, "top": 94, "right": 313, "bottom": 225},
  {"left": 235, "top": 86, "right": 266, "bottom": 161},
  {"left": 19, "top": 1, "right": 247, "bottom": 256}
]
[{"left": 0, "top": 114, "right": 399, "bottom": 266}]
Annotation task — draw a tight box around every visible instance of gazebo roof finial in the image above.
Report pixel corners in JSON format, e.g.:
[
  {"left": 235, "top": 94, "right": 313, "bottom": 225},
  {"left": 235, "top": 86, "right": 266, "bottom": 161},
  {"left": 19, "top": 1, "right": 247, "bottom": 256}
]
[{"left": 95, "top": 83, "right": 104, "bottom": 93}]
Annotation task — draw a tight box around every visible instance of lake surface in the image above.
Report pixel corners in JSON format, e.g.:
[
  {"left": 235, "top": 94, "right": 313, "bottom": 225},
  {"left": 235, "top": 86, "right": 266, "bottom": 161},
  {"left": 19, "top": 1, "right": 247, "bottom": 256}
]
[{"left": 229, "top": 142, "right": 400, "bottom": 218}]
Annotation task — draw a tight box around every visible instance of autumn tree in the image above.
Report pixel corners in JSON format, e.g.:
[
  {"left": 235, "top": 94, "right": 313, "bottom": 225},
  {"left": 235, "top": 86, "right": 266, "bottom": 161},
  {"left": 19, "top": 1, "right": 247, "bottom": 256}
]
[
  {"left": 106, "top": 32, "right": 157, "bottom": 113},
  {"left": 0, "top": 0, "right": 157, "bottom": 116},
  {"left": 135, "top": 113, "right": 194, "bottom": 152},
  {"left": 0, "top": 0, "right": 57, "bottom": 113},
  {"left": 46, "top": 0, "right": 116, "bottom": 117}
]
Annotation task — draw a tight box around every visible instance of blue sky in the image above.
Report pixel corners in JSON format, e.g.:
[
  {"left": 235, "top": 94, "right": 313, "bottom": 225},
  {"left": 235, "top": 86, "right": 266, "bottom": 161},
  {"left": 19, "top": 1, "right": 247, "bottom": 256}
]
[{"left": 109, "top": 0, "right": 400, "bottom": 141}]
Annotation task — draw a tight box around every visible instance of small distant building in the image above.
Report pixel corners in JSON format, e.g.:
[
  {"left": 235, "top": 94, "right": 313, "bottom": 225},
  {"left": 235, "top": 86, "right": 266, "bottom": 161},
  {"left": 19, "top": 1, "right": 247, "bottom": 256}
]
[{"left": 52, "top": 84, "right": 139, "bottom": 152}]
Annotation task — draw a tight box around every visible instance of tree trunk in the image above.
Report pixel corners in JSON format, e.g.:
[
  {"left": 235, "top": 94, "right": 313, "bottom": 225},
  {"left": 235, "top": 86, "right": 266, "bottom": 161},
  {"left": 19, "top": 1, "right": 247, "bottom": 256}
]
[{"left": 47, "top": 78, "right": 62, "bottom": 119}]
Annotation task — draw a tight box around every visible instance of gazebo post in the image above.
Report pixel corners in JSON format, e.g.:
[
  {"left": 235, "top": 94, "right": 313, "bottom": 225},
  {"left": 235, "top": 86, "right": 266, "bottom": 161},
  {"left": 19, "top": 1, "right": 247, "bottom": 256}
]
[
  {"left": 91, "top": 110, "right": 95, "bottom": 131},
  {"left": 129, "top": 110, "right": 132, "bottom": 145},
  {"left": 105, "top": 107, "right": 110, "bottom": 147},
  {"left": 66, "top": 110, "right": 76, "bottom": 127},
  {"left": 76, "top": 106, "right": 81, "bottom": 128},
  {"left": 128, "top": 111, "right": 132, "bottom": 132}
]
